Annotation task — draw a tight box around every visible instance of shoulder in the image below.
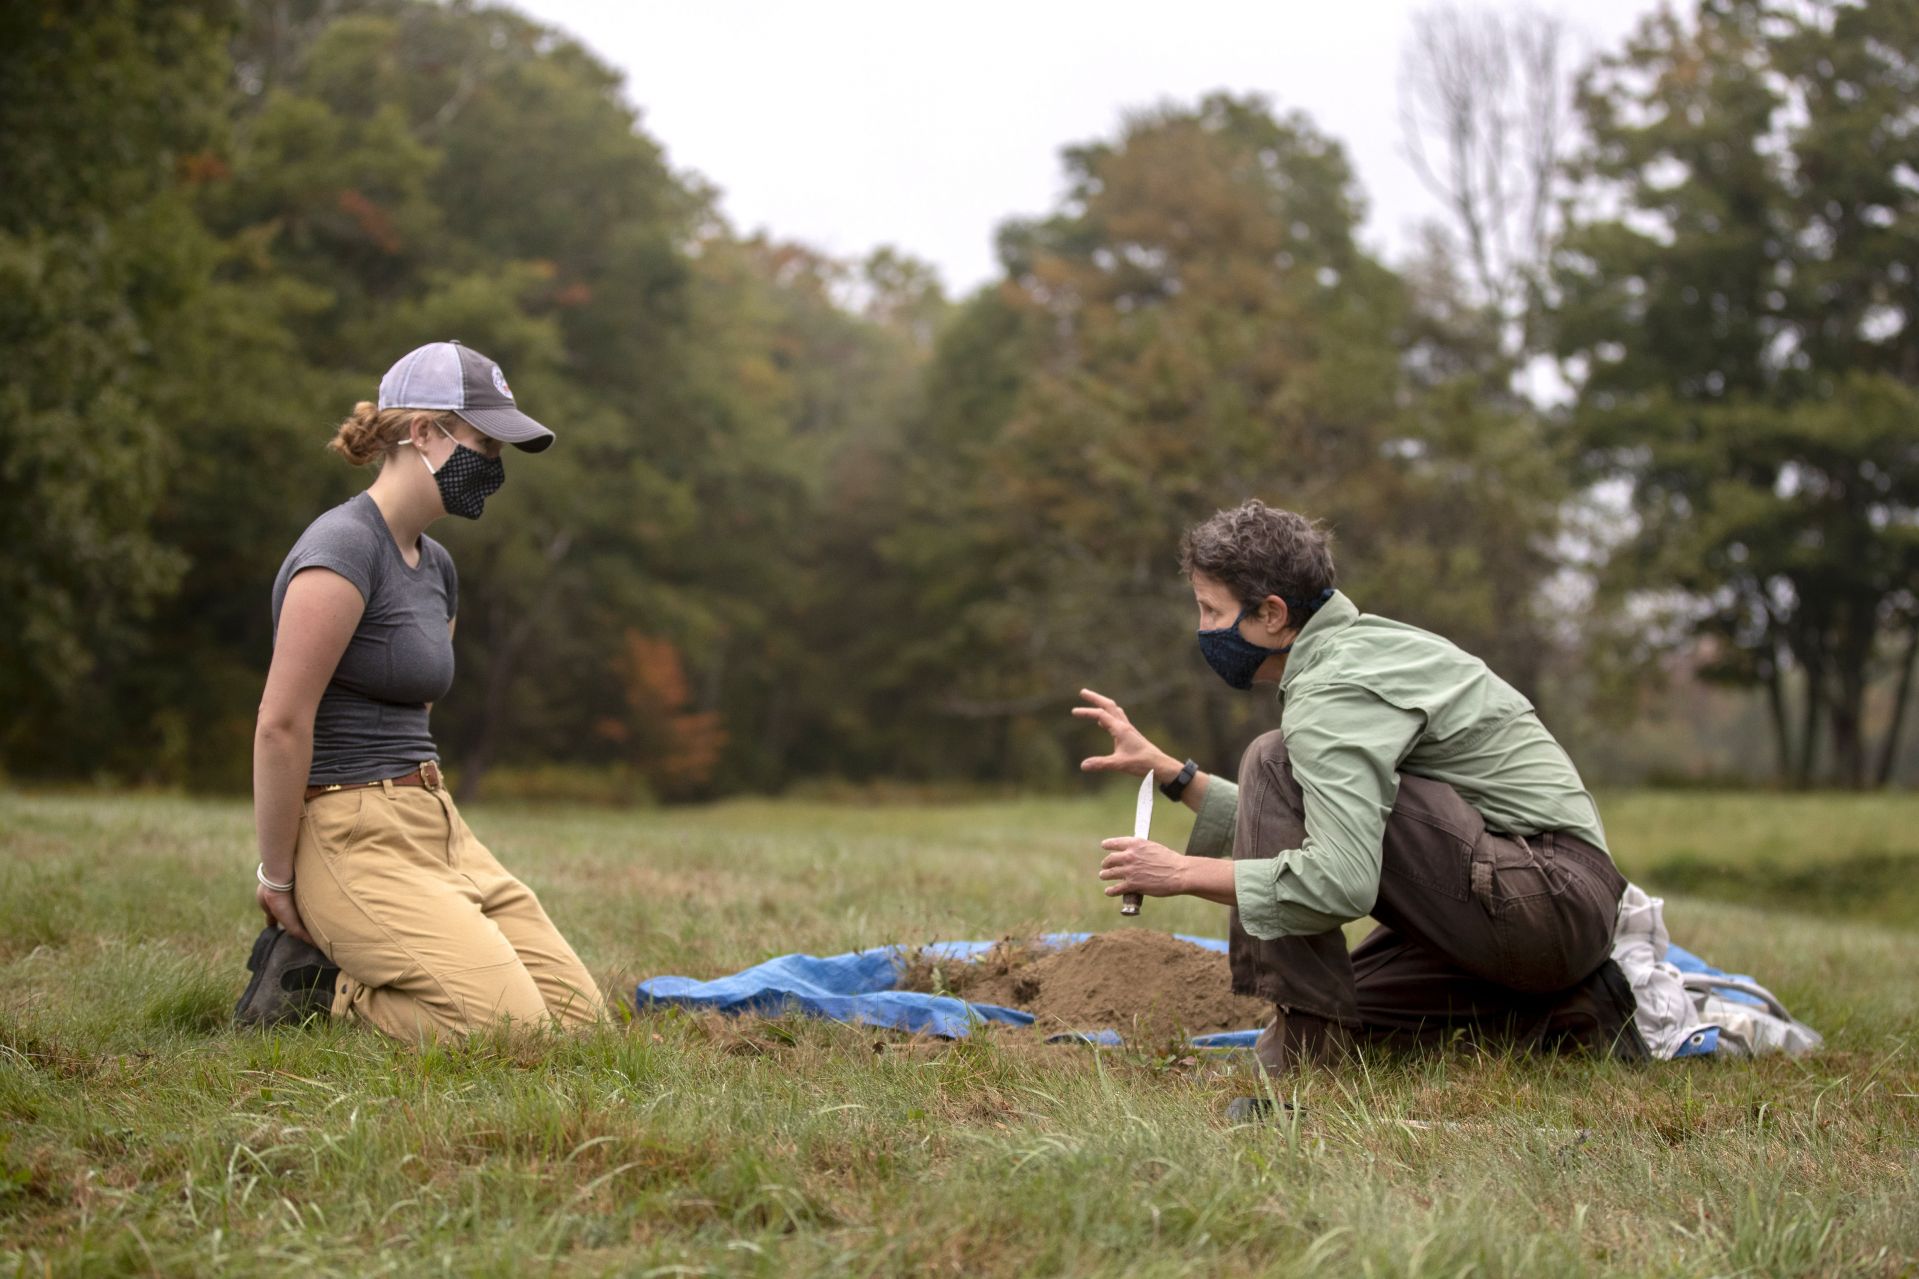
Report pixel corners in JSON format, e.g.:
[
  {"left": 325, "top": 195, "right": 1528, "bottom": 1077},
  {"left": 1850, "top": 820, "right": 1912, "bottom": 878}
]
[
  {"left": 1318, "top": 611, "right": 1460, "bottom": 673},
  {"left": 1308, "top": 610, "right": 1531, "bottom": 721},
  {"left": 296, "top": 495, "right": 385, "bottom": 556},
  {"left": 1346, "top": 609, "right": 1456, "bottom": 651},
  {"left": 280, "top": 495, "right": 386, "bottom": 598},
  {"left": 1288, "top": 616, "right": 1452, "bottom": 717}
]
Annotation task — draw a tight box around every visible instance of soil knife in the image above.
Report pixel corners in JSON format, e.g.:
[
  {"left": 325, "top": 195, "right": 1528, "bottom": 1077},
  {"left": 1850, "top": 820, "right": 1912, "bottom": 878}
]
[{"left": 1122, "top": 772, "right": 1151, "bottom": 916}]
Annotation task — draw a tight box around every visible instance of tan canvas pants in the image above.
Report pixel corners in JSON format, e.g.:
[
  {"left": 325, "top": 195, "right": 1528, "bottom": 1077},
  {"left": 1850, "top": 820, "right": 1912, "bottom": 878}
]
[{"left": 293, "top": 779, "right": 605, "bottom": 1042}]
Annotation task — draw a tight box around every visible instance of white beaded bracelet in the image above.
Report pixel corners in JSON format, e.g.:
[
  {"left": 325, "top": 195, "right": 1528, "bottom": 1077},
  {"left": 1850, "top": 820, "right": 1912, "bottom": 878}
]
[{"left": 256, "top": 863, "right": 295, "bottom": 893}]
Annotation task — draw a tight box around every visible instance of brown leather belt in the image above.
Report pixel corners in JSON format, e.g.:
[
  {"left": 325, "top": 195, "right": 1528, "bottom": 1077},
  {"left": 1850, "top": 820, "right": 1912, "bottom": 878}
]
[{"left": 305, "top": 760, "right": 443, "bottom": 802}]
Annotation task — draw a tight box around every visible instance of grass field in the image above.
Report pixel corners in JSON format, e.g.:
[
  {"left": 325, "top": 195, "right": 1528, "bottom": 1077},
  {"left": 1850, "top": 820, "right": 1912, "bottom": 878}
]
[{"left": 2, "top": 786, "right": 1915, "bottom": 1276}]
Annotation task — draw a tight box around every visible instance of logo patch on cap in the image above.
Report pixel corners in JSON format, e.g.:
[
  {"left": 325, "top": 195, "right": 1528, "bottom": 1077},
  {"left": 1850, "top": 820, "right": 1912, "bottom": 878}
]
[{"left": 491, "top": 365, "right": 513, "bottom": 399}]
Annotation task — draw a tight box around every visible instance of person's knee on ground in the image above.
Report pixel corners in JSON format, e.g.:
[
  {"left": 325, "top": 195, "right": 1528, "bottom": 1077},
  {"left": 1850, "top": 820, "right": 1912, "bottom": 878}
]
[
  {"left": 324, "top": 924, "right": 607, "bottom": 1042},
  {"left": 526, "top": 972, "right": 606, "bottom": 1029},
  {"left": 335, "top": 953, "right": 562, "bottom": 1043},
  {"left": 455, "top": 859, "right": 608, "bottom": 1028}
]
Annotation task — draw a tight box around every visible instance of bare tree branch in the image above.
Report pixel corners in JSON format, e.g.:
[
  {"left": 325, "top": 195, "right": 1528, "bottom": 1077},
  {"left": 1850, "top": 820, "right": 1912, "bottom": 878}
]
[{"left": 1400, "top": 4, "right": 1572, "bottom": 357}]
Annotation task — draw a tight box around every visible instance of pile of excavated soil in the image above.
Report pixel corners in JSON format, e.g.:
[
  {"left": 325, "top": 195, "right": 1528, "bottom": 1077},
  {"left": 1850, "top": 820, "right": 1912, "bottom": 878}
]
[{"left": 899, "top": 931, "right": 1273, "bottom": 1041}]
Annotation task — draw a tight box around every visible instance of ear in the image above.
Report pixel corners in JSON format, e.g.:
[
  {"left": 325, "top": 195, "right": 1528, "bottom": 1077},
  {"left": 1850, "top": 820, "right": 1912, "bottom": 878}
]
[{"left": 1255, "top": 595, "right": 1291, "bottom": 635}]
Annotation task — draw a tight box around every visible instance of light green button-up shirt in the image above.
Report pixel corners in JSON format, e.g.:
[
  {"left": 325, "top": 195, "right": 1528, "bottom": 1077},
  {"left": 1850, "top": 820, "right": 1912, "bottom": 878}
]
[{"left": 1186, "top": 591, "right": 1608, "bottom": 940}]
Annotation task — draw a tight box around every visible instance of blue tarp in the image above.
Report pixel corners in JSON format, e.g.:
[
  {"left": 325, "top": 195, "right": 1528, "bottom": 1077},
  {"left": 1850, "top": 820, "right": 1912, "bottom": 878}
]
[{"left": 635, "top": 934, "right": 1752, "bottom": 1053}]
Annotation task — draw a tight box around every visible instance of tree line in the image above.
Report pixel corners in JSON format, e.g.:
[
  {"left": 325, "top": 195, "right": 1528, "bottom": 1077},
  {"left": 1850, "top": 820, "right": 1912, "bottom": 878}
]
[{"left": 2, "top": 0, "right": 1914, "bottom": 797}]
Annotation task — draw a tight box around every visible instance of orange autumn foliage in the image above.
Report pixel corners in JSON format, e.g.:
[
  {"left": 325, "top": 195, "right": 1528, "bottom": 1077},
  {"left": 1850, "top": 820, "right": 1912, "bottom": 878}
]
[
  {"left": 601, "top": 631, "right": 727, "bottom": 791},
  {"left": 336, "top": 189, "right": 400, "bottom": 254}
]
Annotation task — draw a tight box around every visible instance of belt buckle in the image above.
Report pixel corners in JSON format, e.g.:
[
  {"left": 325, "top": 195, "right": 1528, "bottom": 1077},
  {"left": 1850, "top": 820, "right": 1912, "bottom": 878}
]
[{"left": 420, "top": 760, "right": 443, "bottom": 792}]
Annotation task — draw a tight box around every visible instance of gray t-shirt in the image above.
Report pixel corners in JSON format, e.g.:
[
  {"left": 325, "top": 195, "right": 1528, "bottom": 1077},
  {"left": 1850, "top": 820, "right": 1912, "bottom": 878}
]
[{"left": 270, "top": 492, "right": 458, "bottom": 785}]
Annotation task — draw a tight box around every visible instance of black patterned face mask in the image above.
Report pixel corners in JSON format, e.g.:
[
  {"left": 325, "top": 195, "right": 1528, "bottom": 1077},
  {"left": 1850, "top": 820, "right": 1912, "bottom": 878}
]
[{"left": 422, "top": 424, "right": 505, "bottom": 519}]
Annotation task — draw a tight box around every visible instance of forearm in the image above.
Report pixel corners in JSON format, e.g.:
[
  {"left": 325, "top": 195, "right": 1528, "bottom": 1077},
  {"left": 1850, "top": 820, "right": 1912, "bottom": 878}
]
[
  {"left": 1176, "top": 854, "right": 1238, "bottom": 907},
  {"left": 253, "top": 722, "right": 313, "bottom": 879}
]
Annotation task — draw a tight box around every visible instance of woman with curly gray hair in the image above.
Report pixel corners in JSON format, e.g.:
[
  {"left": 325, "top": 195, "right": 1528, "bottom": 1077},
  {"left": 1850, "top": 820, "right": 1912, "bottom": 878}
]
[{"left": 1076, "top": 499, "right": 1640, "bottom": 1100}]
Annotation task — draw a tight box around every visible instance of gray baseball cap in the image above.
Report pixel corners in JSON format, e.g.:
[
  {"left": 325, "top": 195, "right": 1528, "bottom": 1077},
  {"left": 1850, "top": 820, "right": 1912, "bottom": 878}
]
[{"left": 377, "top": 340, "right": 555, "bottom": 453}]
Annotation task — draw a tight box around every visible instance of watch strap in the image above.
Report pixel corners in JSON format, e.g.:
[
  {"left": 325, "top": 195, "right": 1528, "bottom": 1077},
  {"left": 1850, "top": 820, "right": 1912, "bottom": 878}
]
[{"left": 1159, "top": 758, "right": 1199, "bottom": 801}]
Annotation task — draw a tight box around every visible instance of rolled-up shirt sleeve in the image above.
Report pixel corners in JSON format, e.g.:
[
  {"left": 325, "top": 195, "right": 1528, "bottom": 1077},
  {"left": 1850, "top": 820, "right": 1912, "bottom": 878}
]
[
  {"left": 1185, "top": 777, "right": 1238, "bottom": 858},
  {"left": 1232, "top": 684, "right": 1425, "bottom": 939}
]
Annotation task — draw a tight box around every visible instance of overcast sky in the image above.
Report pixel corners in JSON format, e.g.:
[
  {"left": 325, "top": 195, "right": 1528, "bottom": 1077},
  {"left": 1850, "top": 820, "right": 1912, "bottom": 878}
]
[{"left": 510, "top": 1, "right": 1667, "bottom": 295}]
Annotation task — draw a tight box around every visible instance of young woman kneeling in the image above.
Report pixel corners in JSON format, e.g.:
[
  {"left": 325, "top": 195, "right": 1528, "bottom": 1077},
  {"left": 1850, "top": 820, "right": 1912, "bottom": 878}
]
[{"left": 234, "top": 341, "right": 605, "bottom": 1040}]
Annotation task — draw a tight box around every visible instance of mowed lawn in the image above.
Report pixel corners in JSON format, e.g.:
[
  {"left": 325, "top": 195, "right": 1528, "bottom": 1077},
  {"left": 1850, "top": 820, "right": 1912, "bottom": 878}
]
[{"left": 2, "top": 787, "right": 1915, "bottom": 1277}]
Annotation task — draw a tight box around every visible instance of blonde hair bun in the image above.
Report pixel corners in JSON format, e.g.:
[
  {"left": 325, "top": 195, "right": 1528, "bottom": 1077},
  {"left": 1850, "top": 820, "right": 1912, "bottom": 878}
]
[{"left": 327, "top": 402, "right": 452, "bottom": 466}]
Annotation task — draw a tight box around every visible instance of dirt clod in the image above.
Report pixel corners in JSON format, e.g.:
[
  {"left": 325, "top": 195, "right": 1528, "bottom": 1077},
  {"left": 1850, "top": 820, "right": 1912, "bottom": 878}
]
[{"left": 899, "top": 931, "right": 1273, "bottom": 1041}]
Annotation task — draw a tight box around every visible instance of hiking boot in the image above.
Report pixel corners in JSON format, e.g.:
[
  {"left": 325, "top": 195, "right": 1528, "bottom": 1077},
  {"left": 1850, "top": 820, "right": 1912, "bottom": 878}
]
[
  {"left": 234, "top": 926, "right": 340, "bottom": 1028},
  {"left": 1224, "top": 1096, "right": 1298, "bottom": 1124},
  {"left": 1252, "top": 1008, "right": 1354, "bottom": 1075}
]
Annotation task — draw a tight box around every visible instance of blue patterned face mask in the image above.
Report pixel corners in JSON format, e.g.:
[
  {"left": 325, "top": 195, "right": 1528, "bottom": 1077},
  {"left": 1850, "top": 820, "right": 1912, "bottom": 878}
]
[{"left": 1196, "top": 589, "right": 1335, "bottom": 689}]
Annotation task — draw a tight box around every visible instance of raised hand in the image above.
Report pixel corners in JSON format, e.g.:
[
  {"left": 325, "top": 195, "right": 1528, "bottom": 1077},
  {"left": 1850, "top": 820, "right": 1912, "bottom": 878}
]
[{"left": 1072, "top": 688, "right": 1178, "bottom": 781}]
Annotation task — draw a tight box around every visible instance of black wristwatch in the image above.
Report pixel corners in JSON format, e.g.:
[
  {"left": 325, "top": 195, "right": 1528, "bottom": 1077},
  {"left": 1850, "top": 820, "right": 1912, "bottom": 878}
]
[{"left": 1159, "top": 758, "right": 1199, "bottom": 801}]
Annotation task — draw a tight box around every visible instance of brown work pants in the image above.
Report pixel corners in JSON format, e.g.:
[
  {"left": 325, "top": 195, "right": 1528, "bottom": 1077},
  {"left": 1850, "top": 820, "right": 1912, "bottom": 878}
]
[
  {"left": 1228, "top": 730, "right": 1640, "bottom": 1073},
  {"left": 294, "top": 779, "right": 605, "bottom": 1042}
]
